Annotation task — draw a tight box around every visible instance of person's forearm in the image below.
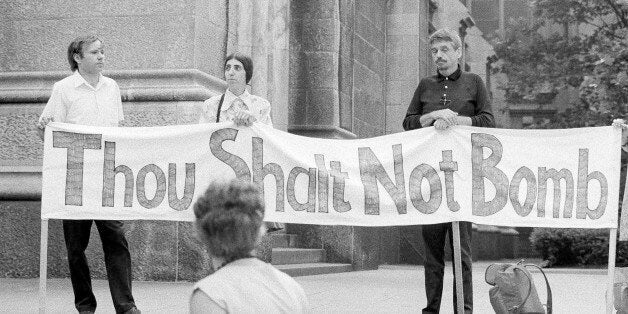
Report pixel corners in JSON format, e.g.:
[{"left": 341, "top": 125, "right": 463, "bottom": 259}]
[
  {"left": 456, "top": 116, "right": 472, "bottom": 126},
  {"left": 403, "top": 84, "right": 424, "bottom": 130},
  {"left": 468, "top": 111, "right": 495, "bottom": 127},
  {"left": 473, "top": 76, "right": 495, "bottom": 127},
  {"left": 402, "top": 114, "right": 422, "bottom": 130}
]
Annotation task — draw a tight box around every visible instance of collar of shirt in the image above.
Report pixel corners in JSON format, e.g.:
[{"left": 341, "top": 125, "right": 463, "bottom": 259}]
[
  {"left": 70, "top": 71, "right": 106, "bottom": 90},
  {"left": 221, "top": 88, "right": 252, "bottom": 112},
  {"left": 436, "top": 65, "right": 462, "bottom": 82}
]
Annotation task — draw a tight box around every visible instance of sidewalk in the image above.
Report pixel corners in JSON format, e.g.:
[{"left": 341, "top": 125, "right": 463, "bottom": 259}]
[{"left": 0, "top": 261, "right": 609, "bottom": 313}]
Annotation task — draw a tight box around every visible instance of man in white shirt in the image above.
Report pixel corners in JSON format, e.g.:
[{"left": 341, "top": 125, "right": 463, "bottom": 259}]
[{"left": 37, "top": 35, "right": 139, "bottom": 314}]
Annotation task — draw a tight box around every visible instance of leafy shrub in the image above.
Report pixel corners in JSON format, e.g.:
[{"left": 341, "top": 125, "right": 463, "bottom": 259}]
[
  {"left": 530, "top": 228, "right": 628, "bottom": 267},
  {"left": 530, "top": 159, "right": 628, "bottom": 267}
]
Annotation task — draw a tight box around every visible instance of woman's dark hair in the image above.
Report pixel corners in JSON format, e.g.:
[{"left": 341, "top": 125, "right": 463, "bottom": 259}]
[
  {"left": 67, "top": 35, "right": 100, "bottom": 72},
  {"left": 194, "top": 179, "right": 264, "bottom": 261},
  {"left": 225, "top": 52, "right": 254, "bottom": 84}
]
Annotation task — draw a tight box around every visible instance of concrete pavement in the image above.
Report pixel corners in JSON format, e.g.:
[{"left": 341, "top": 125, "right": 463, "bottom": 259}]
[{"left": 0, "top": 261, "right": 609, "bottom": 313}]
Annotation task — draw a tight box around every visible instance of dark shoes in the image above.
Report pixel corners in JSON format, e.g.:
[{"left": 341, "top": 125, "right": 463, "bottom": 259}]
[
  {"left": 267, "top": 227, "right": 283, "bottom": 233},
  {"left": 78, "top": 306, "right": 139, "bottom": 313},
  {"left": 123, "top": 307, "right": 141, "bottom": 314},
  {"left": 78, "top": 307, "right": 139, "bottom": 314},
  {"left": 79, "top": 306, "right": 142, "bottom": 314}
]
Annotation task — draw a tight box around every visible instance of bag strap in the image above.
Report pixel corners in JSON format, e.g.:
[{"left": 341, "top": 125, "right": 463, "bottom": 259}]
[
  {"left": 525, "top": 264, "right": 553, "bottom": 314},
  {"left": 510, "top": 265, "right": 534, "bottom": 312},
  {"left": 216, "top": 94, "right": 225, "bottom": 123}
]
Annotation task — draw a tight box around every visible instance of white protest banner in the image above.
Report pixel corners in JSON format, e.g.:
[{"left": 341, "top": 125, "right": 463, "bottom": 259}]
[{"left": 41, "top": 122, "right": 620, "bottom": 228}]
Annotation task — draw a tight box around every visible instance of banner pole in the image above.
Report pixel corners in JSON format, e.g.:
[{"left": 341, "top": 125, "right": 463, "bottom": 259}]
[
  {"left": 619, "top": 164, "right": 628, "bottom": 240},
  {"left": 452, "top": 221, "right": 465, "bottom": 314},
  {"left": 39, "top": 219, "right": 49, "bottom": 314},
  {"left": 608, "top": 228, "right": 617, "bottom": 314}
]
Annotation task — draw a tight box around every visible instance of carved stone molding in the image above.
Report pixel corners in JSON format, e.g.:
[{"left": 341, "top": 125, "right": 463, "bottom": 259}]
[{"left": 0, "top": 69, "right": 226, "bottom": 104}]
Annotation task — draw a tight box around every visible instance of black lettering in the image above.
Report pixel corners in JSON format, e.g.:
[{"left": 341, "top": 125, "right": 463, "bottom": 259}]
[
  {"left": 471, "top": 133, "right": 508, "bottom": 216},
  {"left": 358, "top": 145, "right": 406, "bottom": 215},
  {"left": 102, "top": 141, "right": 134, "bottom": 207},
  {"left": 53, "top": 131, "right": 102, "bottom": 206}
]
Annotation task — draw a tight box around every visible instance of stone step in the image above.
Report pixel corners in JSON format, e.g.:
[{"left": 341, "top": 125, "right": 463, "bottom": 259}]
[
  {"left": 271, "top": 248, "right": 325, "bottom": 265},
  {"left": 275, "top": 262, "right": 353, "bottom": 277},
  {"left": 270, "top": 233, "right": 299, "bottom": 248}
]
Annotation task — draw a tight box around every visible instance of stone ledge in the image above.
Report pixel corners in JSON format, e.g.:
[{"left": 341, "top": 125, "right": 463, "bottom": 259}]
[
  {"left": 0, "top": 69, "right": 226, "bottom": 103},
  {"left": 0, "top": 167, "right": 41, "bottom": 200},
  {"left": 288, "top": 125, "right": 357, "bottom": 139}
]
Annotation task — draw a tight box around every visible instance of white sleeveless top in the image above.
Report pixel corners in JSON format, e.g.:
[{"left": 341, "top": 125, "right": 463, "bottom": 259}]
[{"left": 193, "top": 258, "right": 310, "bottom": 313}]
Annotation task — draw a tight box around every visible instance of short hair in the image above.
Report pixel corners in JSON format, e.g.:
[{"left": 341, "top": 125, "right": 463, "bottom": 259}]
[
  {"left": 429, "top": 29, "right": 462, "bottom": 50},
  {"left": 225, "top": 52, "right": 254, "bottom": 84},
  {"left": 67, "top": 35, "right": 101, "bottom": 72},
  {"left": 194, "top": 179, "right": 265, "bottom": 262}
]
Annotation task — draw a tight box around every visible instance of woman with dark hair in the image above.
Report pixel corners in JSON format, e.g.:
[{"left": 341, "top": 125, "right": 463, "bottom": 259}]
[
  {"left": 189, "top": 179, "right": 309, "bottom": 313},
  {"left": 198, "top": 52, "right": 272, "bottom": 126},
  {"left": 199, "top": 52, "right": 284, "bottom": 232}
]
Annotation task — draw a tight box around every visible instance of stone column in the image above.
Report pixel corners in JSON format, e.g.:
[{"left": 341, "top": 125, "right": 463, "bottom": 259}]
[
  {"left": 288, "top": 1, "right": 351, "bottom": 139},
  {"left": 385, "top": 0, "right": 428, "bottom": 134},
  {"left": 0, "top": 0, "right": 234, "bottom": 281},
  {"left": 229, "top": 0, "right": 290, "bottom": 131}
]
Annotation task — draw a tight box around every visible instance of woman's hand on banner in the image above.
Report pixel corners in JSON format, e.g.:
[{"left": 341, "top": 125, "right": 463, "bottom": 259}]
[{"left": 234, "top": 110, "right": 257, "bottom": 127}]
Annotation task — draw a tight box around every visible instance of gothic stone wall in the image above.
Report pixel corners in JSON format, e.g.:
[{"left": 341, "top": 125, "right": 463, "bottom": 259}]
[{"left": 0, "top": 0, "right": 231, "bottom": 280}]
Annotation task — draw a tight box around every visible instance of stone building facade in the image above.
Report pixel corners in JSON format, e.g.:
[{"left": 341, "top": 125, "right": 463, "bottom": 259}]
[{"left": 0, "top": 0, "right": 526, "bottom": 280}]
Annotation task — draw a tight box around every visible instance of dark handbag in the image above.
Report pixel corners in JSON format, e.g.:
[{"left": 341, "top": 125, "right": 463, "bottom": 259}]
[{"left": 485, "top": 260, "right": 552, "bottom": 314}]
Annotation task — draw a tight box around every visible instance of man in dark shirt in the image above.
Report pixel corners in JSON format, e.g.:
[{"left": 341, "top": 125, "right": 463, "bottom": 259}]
[{"left": 403, "top": 28, "right": 495, "bottom": 314}]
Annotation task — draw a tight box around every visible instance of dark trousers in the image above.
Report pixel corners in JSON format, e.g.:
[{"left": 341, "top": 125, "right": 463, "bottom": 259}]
[
  {"left": 422, "top": 222, "right": 473, "bottom": 314},
  {"left": 63, "top": 220, "right": 136, "bottom": 313}
]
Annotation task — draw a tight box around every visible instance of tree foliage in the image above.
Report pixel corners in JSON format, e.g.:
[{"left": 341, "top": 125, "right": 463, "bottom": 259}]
[{"left": 492, "top": 0, "right": 628, "bottom": 128}]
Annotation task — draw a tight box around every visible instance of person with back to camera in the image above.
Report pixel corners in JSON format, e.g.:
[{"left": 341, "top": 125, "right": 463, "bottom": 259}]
[
  {"left": 198, "top": 52, "right": 284, "bottom": 232},
  {"left": 189, "top": 179, "right": 310, "bottom": 313}
]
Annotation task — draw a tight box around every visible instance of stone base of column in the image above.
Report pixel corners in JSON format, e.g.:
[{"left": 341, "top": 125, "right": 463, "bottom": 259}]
[{"left": 288, "top": 125, "right": 356, "bottom": 139}]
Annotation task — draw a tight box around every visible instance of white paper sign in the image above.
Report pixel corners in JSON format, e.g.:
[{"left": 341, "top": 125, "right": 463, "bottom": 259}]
[{"left": 41, "top": 122, "right": 620, "bottom": 228}]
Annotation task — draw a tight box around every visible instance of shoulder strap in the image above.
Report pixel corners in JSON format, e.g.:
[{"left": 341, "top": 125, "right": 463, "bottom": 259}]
[
  {"left": 525, "top": 264, "right": 552, "bottom": 314},
  {"left": 216, "top": 94, "right": 225, "bottom": 123},
  {"left": 511, "top": 265, "right": 534, "bottom": 312}
]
